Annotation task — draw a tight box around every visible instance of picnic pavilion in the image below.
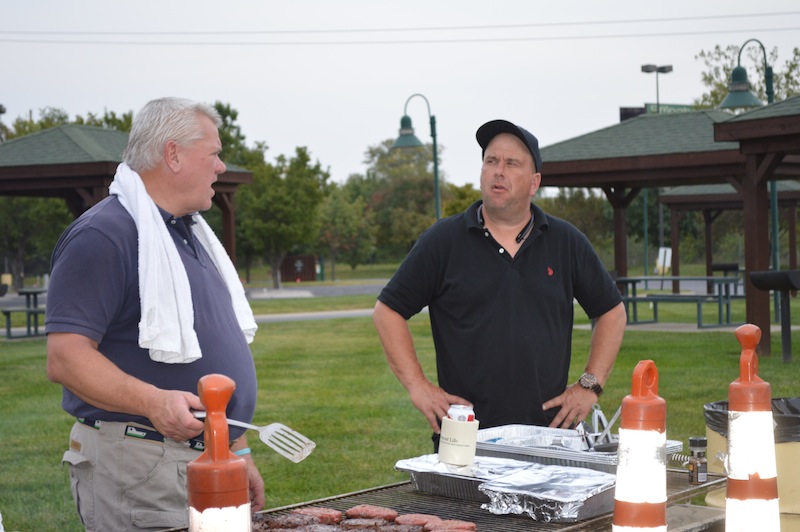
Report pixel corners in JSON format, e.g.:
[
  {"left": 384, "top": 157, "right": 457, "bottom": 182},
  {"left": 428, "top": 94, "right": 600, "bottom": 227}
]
[
  {"left": 539, "top": 95, "right": 800, "bottom": 354},
  {"left": 0, "top": 124, "right": 252, "bottom": 264}
]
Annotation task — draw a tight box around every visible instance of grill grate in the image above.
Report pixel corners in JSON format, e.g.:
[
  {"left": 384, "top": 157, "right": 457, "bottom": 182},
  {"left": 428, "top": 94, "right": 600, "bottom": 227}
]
[
  {"left": 257, "top": 470, "right": 725, "bottom": 532},
  {"left": 262, "top": 481, "right": 612, "bottom": 531}
]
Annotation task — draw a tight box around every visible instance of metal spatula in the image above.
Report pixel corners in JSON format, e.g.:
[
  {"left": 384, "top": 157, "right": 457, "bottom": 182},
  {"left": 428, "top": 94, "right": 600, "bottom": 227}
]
[{"left": 193, "top": 412, "right": 316, "bottom": 463}]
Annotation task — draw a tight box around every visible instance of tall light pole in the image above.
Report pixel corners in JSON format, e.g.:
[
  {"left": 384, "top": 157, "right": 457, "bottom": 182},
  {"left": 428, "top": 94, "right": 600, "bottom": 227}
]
[
  {"left": 391, "top": 93, "right": 441, "bottom": 220},
  {"left": 641, "top": 64, "right": 673, "bottom": 114},
  {"left": 641, "top": 64, "right": 673, "bottom": 283},
  {"left": 720, "top": 39, "right": 778, "bottom": 318}
]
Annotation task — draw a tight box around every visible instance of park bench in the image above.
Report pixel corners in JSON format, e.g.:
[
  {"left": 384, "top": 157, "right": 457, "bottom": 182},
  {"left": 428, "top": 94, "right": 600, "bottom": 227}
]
[
  {"left": 2, "top": 307, "right": 46, "bottom": 339},
  {"left": 643, "top": 293, "right": 741, "bottom": 328},
  {"left": 622, "top": 295, "right": 658, "bottom": 325}
]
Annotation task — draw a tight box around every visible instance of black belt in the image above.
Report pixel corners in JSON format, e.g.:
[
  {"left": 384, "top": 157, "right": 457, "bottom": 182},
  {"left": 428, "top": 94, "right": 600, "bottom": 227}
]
[{"left": 78, "top": 417, "right": 205, "bottom": 451}]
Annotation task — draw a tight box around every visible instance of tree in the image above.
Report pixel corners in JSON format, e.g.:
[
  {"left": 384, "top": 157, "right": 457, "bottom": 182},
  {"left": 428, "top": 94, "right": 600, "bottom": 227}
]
[
  {"left": 6, "top": 107, "right": 70, "bottom": 139},
  {"left": 317, "top": 185, "right": 376, "bottom": 280},
  {"left": 237, "top": 147, "right": 329, "bottom": 288},
  {"left": 73, "top": 110, "right": 133, "bottom": 132},
  {"left": 0, "top": 197, "right": 72, "bottom": 289},
  {"left": 444, "top": 182, "right": 481, "bottom": 217},
  {"left": 213, "top": 102, "right": 269, "bottom": 170},
  {"left": 538, "top": 188, "right": 611, "bottom": 243},
  {"left": 695, "top": 44, "right": 800, "bottom": 108},
  {"left": 359, "top": 139, "right": 445, "bottom": 259}
]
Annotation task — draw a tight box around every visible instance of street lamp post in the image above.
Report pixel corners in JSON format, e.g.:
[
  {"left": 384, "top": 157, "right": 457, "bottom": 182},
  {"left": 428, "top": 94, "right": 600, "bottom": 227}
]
[
  {"left": 640, "top": 65, "right": 672, "bottom": 283},
  {"left": 641, "top": 64, "right": 673, "bottom": 114},
  {"left": 720, "top": 39, "right": 779, "bottom": 319},
  {"left": 392, "top": 93, "right": 441, "bottom": 220}
]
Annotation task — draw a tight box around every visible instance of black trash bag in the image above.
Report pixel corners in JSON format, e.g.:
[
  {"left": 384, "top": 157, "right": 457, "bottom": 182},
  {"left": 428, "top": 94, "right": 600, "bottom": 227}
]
[{"left": 704, "top": 398, "right": 800, "bottom": 444}]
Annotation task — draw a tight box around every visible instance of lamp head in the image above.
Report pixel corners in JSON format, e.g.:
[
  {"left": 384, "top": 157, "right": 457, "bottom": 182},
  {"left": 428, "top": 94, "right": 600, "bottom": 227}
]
[
  {"left": 641, "top": 64, "right": 672, "bottom": 74},
  {"left": 720, "top": 65, "right": 763, "bottom": 109},
  {"left": 392, "top": 115, "right": 424, "bottom": 149}
]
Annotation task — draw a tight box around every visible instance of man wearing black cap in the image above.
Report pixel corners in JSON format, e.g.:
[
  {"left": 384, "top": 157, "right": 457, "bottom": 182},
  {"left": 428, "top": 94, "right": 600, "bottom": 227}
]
[{"left": 374, "top": 119, "right": 626, "bottom": 441}]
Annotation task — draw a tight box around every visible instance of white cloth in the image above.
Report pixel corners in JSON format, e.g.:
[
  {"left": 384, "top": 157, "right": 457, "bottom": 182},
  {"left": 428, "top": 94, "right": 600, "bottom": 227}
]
[{"left": 108, "top": 162, "right": 257, "bottom": 363}]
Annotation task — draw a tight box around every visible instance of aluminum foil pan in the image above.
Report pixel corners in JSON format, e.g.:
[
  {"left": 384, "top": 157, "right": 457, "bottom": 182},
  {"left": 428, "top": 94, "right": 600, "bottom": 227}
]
[
  {"left": 395, "top": 454, "right": 535, "bottom": 502},
  {"left": 478, "top": 462, "right": 616, "bottom": 523},
  {"left": 395, "top": 454, "right": 616, "bottom": 522},
  {"left": 477, "top": 424, "right": 683, "bottom": 473}
]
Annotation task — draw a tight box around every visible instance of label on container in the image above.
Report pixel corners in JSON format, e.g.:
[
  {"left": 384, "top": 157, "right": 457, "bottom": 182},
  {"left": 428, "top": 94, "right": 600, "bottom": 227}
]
[{"left": 438, "top": 417, "right": 480, "bottom": 467}]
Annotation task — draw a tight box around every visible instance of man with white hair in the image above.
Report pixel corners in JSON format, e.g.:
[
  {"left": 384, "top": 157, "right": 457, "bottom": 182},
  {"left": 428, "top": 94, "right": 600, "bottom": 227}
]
[{"left": 46, "top": 97, "right": 264, "bottom": 531}]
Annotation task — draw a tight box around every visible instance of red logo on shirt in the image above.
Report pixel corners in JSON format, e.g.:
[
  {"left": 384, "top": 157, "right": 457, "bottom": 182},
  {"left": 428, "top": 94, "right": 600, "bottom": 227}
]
[{"left": 547, "top": 267, "right": 554, "bottom": 276}]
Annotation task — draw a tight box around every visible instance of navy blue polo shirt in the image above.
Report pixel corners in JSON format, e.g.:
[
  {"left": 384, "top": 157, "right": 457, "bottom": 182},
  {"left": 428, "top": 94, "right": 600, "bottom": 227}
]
[
  {"left": 46, "top": 196, "right": 257, "bottom": 438},
  {"left": 378, "top": 200, "right": 621, "bottom": 429}
]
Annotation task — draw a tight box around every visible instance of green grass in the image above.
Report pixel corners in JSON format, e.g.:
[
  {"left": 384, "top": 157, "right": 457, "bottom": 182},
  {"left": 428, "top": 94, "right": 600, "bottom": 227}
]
[
  {"left": 249, "top": 294, "right": 378, "bottom": 315},
  {"left": 3, "top": 293, "right": 800, "bottom": 531}
]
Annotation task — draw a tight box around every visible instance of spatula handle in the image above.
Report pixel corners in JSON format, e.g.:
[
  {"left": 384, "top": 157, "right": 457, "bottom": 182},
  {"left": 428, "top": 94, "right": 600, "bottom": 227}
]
[{"left": 193, "top": 411, "right": 259, "bottom": 432}]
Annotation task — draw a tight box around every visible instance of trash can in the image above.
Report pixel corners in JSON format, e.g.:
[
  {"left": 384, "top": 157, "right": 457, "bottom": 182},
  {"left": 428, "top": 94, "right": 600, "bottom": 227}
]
[{"left": 704, "top": 398, "right": 800, "bottom": 515}]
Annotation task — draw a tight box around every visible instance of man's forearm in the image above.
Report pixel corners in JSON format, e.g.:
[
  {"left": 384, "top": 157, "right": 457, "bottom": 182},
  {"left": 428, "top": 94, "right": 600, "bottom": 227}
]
[
  {"left": 47, "top": 332, "right": 159, "bottom": 416},
  {"left": 373, "top": 301, "right": 428, "bottom": 391},
  {"left": 586, "top": 302, "right": 626, "bottom": 385}
]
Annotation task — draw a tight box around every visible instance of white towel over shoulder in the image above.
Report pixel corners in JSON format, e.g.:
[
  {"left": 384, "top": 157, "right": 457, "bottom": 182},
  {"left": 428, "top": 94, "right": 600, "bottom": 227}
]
[{"left": 109, "top": 162, "right": 257, "bottom": 363}]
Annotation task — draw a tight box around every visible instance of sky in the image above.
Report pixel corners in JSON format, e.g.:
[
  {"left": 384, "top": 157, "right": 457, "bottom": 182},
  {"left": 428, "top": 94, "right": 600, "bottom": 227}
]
[{"left": 2, "top": 1, "right": 799, "bottom": 190}]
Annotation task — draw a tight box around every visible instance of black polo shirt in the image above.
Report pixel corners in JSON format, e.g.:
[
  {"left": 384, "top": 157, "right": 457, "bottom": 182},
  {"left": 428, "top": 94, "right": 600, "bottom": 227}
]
[{"left": 378, "top": 200, "right": 621, "bottom": 428}]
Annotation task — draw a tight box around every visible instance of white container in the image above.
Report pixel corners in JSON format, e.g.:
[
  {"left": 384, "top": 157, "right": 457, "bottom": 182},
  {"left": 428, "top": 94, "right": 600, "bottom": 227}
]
[{"left": 439, "top": 417, "right": 480, "bottom": 466}]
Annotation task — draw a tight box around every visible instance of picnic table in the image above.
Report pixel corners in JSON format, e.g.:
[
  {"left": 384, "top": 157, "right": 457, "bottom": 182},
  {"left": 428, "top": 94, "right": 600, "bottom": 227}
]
[
  {"left": 711, "top": 263, "right": 744, "bottom": 295},
  {"left": 617, "top": 276, "right": 742, "bottom": 328},
  {"left": 2, "top": 287, "right": 47, "bottom": 339}
]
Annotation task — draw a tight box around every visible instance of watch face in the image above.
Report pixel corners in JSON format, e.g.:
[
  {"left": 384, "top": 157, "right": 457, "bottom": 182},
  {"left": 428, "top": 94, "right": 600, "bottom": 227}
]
[{"left": 580, "top": 373, "right": 603, "bottom": 396}]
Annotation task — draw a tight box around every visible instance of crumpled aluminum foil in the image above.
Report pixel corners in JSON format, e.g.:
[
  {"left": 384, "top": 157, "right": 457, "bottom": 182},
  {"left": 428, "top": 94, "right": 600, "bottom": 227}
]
[
  {"left": 478, "top": 462, "right": 616, "bottom": 522},
  {"left": 395, "top": 453, "right": 534, "bottom": 480},
  {"left": 395, "top": 454, "right": 616, "bottom": 523}
]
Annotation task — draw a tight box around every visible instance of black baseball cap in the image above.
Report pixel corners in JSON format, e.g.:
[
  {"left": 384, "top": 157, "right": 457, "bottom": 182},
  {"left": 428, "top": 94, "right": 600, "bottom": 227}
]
[{"left": 476, "top": 119, "right": 542, "bottom": 172}]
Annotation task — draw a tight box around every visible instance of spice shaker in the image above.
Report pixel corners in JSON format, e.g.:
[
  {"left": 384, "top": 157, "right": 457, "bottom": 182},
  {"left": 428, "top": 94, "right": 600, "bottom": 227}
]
[{"left": 688, "top": 436, "right": 708, "bottom": 484}]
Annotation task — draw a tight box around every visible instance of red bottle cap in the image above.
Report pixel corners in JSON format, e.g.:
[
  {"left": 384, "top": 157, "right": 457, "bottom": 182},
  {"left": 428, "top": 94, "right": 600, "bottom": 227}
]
[
  {"left": 729, "top": 324, "right": 772, "bottom": 412},
  {"left": 620, "top": 360, "right": 666, "bottom": 433}
]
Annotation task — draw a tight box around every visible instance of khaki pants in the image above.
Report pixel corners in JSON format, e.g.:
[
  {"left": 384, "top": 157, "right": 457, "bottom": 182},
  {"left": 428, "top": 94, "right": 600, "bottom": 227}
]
[{"left": 62, "top": 421, "right": 201, "bottom": 531}]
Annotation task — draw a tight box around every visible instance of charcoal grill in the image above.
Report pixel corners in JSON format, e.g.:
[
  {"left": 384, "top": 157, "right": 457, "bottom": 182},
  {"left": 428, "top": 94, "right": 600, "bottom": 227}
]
[{"left": 255, "top": 469, "right": 725, "bottom": 532}]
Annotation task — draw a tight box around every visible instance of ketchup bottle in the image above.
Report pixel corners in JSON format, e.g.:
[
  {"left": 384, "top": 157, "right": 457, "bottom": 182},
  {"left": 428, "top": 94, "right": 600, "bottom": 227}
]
[{"left": 187, "top": 374, "right": 250, "bottom": 530}]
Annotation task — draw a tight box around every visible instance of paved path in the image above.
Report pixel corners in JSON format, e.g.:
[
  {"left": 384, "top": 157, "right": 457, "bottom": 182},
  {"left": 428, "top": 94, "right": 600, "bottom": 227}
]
[
  {"left": 251, "top": 277, "right": 743, "bottom": 298},
  {"left": 246, "top": 281, "right": 387, "bottom": 300},
  {"left": 3, "top": 277, "right": 779, "bottom": 335}
]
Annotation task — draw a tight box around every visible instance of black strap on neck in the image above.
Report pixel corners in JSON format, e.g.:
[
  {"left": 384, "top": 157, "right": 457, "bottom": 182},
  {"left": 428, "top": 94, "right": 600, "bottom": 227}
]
[{"left": 477, "top": 204, "right": 534, "bottom": 243}]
